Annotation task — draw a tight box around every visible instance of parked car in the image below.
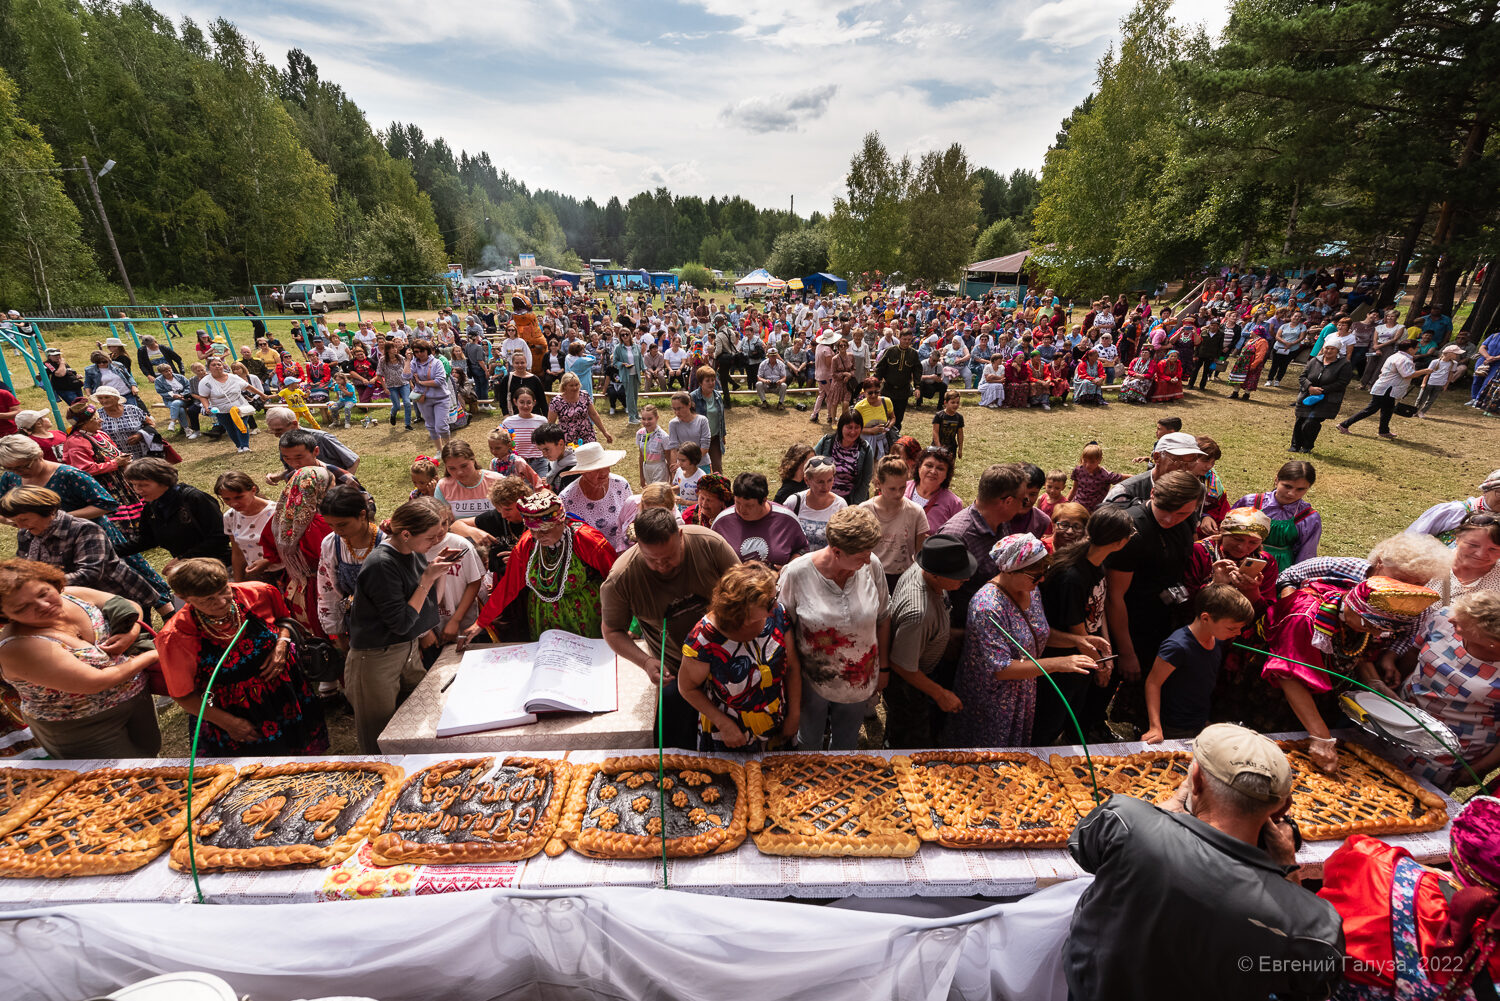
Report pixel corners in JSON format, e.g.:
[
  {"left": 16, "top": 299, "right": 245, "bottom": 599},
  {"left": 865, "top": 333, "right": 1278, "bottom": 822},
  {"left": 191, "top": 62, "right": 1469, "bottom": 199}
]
[{"left": 282, "top": 279, "right": 353, "bottom": 314}]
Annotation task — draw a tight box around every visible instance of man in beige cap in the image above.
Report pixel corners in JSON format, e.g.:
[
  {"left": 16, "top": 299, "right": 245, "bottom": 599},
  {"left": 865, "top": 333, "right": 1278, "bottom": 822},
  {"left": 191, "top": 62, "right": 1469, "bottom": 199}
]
[{"left": 1065, "top": 724, "right": 1343, "bottom": 1001}]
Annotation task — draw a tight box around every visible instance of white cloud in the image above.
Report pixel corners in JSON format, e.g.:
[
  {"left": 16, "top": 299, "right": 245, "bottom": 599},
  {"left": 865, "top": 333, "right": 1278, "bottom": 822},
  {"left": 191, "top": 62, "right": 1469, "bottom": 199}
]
[
  {"left": 142, "top": 0, "right": 1229, "bottom": 214},
  {"left": 721, "top": 85, "right": 839, "bottom": 133},
  {"left": 1020, "top": 0, "right": 1132, "bottom": 49}
]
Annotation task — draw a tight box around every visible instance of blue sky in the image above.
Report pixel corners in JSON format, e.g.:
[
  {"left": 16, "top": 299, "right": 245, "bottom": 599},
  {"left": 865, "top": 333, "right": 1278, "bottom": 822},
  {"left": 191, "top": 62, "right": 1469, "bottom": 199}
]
[{"left": 151, "top": 0, "right": 1230, "bottom": 214}]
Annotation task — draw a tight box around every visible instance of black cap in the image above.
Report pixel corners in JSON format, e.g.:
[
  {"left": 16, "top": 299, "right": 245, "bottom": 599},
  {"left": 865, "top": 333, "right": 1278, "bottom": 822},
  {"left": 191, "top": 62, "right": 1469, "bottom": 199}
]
[{"left": 917, "top": 535, "right": 978, "bottom": 581}]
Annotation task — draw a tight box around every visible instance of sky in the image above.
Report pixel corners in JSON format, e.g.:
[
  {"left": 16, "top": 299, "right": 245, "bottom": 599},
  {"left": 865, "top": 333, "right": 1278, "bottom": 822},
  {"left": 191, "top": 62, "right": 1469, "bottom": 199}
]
[{"left": 150, "top": 0, "right": 1232, "bottom": 216}]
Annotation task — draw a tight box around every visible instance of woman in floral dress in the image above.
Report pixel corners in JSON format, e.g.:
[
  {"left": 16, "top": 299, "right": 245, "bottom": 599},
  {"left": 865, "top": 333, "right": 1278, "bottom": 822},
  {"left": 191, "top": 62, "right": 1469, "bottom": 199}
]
[
  {"left": 1117, "top": 346, "right": 1155, "bottom": 404},
  {"left": 466, "top": 489, "right": 616, "bottom": 641},
  {"left": 155, "top": 558, "right": 327, "bottom": 757},
  {"left": 547, "top": 372, "right": 612, "bottom": 447},
  {"left": 943, "top": 534, "right": 1105, "bottom": 747}
]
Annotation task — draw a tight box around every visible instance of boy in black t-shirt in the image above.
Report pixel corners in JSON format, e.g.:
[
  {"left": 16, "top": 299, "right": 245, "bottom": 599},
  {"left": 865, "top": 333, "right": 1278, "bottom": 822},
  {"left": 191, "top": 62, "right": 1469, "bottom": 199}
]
[
  {"left": 1142, "top": 583, "right": 1254, "bottom": 742},
  {"left": 932, "top": 391, "right": 965, "bottom": 459}
]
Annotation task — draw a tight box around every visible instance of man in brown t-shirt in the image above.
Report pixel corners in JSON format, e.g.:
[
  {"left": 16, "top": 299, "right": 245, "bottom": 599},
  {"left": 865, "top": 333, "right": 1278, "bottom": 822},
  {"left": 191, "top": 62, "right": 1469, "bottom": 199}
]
[{"left": 601, "top": 510, "right": 739, "bottom": 748}]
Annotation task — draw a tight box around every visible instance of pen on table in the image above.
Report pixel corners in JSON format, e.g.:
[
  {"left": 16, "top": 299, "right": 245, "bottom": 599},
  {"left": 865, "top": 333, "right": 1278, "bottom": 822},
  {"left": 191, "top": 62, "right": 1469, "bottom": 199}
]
[{"left": 440, "top": 673, "right": 457, "bottom": 693}]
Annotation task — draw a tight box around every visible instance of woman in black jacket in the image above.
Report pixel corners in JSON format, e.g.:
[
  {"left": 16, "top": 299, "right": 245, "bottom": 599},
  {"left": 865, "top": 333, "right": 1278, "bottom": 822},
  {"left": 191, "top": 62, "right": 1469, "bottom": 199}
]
[
  {"left": 117, "top": 457, "right": 233, "bottom": 569},
  {"left": 1290, "top": 341, "right": 1355, "bottom": 453}
]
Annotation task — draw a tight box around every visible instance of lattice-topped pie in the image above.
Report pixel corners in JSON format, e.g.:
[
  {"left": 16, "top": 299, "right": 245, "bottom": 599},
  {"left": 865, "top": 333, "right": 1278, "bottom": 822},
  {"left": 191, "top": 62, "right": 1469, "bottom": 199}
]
[
  {"left": 170, "top": 761, "right": 403, "bottom": 872},
  {"left": 904, "top": 752, "right": 1079, "bottom": 848},
  {"left": 0, "top": 767, "right": 78, "bottom": 839},
  {"left": 0, "top": 766, "right": 235, "bottom": 878},
  {"left": 748, "top": 754, "right": 920, "bottom": 857},
  {"left": 369, "top": 757, "right": 572, "bottom": 866},
  {"left": 556, "top": 754, "right": 747, "bottom": 860},
  {"left": 1278, "top": 741, "right": 1448, "bottom": 840},
  {"left": 1049, "top": 751, "right": 1191, "bottom": 820}
]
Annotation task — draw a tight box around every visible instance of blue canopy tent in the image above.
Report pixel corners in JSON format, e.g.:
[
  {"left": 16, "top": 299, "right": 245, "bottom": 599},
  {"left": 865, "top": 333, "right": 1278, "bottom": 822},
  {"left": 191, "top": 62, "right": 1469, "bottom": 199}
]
[
  {"left": 650, "top": 272, "right": 680, "bottom": 291},
  {"left": 801, "top": 273, "right": 848, "bottom": 295},
  {"left": 550, "top": 272, "right": 582, "bottom": 287}
]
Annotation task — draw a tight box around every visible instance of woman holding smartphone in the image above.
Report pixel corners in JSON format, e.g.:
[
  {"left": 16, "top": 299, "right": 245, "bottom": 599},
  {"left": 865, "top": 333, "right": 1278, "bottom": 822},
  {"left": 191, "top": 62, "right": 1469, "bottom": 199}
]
[
  {"left": 1185, "top": 507, "right": 1280, "bottom": 623},
  {"left": 344, "top": 497, "right": 464, "bottom": 753}
]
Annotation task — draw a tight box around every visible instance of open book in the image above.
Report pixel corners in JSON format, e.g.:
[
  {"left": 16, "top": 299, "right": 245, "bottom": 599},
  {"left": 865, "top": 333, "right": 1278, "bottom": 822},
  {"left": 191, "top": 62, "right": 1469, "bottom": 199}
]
[{"left": 436, "top": 631, "right": 619, "bottom": 736}]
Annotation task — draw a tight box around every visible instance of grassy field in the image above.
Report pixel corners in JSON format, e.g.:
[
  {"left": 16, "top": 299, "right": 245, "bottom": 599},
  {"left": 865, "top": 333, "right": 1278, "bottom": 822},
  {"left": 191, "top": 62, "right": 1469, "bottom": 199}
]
[{"left": 11, "top": 308, "right": 1497, "bottom": 559}]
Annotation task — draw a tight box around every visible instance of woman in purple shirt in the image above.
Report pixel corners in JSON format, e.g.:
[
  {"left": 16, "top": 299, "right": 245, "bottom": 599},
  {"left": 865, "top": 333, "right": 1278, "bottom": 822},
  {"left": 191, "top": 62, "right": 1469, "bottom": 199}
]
[
  {"left": 904, "top": 446, "right": 966, "bottom": 533},
  {"left": 407, "top": 340, "right": 451, "bottom": 447}
]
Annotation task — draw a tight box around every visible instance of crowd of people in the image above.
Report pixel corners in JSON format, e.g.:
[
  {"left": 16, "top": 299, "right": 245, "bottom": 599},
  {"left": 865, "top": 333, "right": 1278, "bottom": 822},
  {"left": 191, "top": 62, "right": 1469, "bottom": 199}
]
[{"left": 3, "top": 272, "right": 1500, "bottom": 1001}]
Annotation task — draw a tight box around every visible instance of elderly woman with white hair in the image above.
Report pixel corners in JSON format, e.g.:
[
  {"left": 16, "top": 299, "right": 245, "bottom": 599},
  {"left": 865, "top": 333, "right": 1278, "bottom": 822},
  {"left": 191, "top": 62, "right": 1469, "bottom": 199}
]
[
  {"left": 1375, "top": 589, "right": 1500, "bottom": 791},
  {"left": 779, "top": 505, "right": 894, "bottom": 750},
  {"left": 0, "top": 434, "right": 172, "bottom": 611}
]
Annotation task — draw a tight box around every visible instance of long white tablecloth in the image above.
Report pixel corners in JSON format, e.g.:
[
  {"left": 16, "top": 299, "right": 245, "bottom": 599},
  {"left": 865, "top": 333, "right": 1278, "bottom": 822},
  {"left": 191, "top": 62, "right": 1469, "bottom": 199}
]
[{"left": 0, "top": 734, "right": 1458, "bottom": 907}]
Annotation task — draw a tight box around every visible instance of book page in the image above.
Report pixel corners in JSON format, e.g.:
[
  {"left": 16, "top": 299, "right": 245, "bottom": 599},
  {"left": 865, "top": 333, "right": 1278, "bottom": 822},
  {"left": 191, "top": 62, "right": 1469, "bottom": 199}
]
[
  {"left": 523, "top": 630, "right": 619, "bottom": 713},
  {"left": 435, "top": 644, "right": 539, "bottom": 736}
]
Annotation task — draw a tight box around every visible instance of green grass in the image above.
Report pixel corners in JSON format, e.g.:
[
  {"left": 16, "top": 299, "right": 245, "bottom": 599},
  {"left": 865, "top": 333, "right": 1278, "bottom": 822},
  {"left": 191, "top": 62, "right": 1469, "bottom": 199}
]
[{"left": 13, "top": 309, "right": 1496, "bottom": 559}]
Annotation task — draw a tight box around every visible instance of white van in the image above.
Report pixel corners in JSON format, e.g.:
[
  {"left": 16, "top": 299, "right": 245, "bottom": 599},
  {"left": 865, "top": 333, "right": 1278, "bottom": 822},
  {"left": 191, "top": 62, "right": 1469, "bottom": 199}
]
[{"left": 283, "top": 278, "right": 354, "bottom": 314}]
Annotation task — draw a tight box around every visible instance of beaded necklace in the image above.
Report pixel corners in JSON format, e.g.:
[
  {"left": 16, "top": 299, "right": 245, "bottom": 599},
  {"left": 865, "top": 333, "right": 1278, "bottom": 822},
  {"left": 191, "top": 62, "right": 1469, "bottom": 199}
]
[{"left": 526, "top": 527, "right": 573, "bottom": 604}]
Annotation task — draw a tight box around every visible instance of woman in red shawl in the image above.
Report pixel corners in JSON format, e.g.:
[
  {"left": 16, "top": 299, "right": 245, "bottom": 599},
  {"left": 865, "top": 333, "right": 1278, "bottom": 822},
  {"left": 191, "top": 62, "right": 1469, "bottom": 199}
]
[
  {"left": 1148, "top": 349, "right": 1185, "bottom": 402},
  {"left": 464, "top": 488, "right": 615, "bottom": 642},
  {"left": 1026, "top": 351, "right": 1052, "bottom": 409},
  {"left": 1319, "top": 795, "right": 1500, "bottom": 1000},
  {"left": 1003, "top": 351, "right": 1029, "bottom": 408},
  {"left": 1048, "top": 355, "right": 1071, "bottom": 398}
]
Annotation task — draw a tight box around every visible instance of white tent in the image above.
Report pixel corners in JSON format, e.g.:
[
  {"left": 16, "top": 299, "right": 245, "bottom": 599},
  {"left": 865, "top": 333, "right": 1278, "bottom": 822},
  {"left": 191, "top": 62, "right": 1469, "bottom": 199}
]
[{"left": 735, "top": 268, "right": 787, "bottom": 292}]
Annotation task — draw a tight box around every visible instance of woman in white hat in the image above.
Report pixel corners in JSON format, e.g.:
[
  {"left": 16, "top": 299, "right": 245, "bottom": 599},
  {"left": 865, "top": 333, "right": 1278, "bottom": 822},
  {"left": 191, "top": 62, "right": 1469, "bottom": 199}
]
[
  {"left": 16, "top": 410, "right": 67, "bottom": 461},
  {"left": 91, "top": 386, "right": 156, "bottom": 460},
  {"left": 558, "top": 441, "right": 631, "bottom": 552}
]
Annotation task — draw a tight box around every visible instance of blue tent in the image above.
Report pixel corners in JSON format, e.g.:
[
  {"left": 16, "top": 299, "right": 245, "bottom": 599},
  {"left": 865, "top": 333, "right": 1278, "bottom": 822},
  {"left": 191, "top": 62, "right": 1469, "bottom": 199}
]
[
  {"left": 550, "top": 272, "right": 582, "bottom": 287},
  {"left": 802, "top": 272, "right": 848, "bottom": 294}
]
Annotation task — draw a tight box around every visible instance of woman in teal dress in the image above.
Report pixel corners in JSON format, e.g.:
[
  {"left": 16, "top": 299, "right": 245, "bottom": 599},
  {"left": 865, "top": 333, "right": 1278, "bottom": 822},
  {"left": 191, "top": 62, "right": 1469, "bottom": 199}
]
[{"left": 0, "top": 436, "right": 172, "bottom": 612}]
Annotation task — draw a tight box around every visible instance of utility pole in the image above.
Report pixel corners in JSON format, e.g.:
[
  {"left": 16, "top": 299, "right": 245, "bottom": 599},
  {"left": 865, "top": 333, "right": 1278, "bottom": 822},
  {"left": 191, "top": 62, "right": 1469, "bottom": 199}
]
[
  {"left": 81, "top": 155, "right": 136, "bottom": 305},
  {"left": 790, "top": 194, "right": 794, "bottom": 217}
]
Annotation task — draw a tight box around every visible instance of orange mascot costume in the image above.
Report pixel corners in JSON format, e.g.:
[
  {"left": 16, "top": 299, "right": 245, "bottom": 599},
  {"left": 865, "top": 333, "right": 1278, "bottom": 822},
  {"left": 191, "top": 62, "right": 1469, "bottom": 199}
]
[{"left": 511, "top": 292, "right": 547, "bottom": 373}]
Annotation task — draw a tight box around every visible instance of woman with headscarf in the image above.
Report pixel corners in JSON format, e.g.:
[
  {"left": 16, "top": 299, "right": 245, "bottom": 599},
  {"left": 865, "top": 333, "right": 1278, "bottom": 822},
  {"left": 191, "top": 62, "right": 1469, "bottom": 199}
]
[
  {"left": 1117, "top": 345, "right": 1155, "bottom": 404},
  {"left": 942, "top": 534, "right": 1106, "bottom": 748},
  {"left": 1149, "top": 349, "right": 1185, "bottom": 402},
  {"left": 252, "top": 466, "right": 334, "bottom": 637},
  {"left": 1071, "top": 347, "right": 1107, "bottom": 406},
  {"left": 1003, "top": 351, "right": 1030, "bottom": 408},
  {"left": 682, "top": 471, "right": 732, "bottom": 527},
  {"left": 1226, "top": 318, "right": 1271, "bottom": 401},
  {"left": 1318, "top": 796, "right": 1500, "bottom": 1001},
  {"left": 1255, "top": 576, "right": 1440, "bottom": 772},
  {"left": 1026, "top": 351, "right": 1052, "bottom": 410},
  {"left": 463, "top": 488, "right": 616, "bottom": 642}
]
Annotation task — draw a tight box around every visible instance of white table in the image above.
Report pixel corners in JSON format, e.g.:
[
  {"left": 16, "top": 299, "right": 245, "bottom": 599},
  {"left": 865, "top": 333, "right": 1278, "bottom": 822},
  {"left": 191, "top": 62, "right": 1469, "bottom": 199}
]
[{"left": 377, "top": 642, "right": 658, "bottom": 754}]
